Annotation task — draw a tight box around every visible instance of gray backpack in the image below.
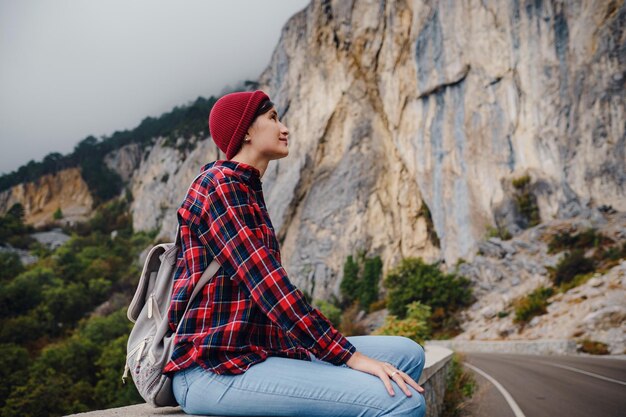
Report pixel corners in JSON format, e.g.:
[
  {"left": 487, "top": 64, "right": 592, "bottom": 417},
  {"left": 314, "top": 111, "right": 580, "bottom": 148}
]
[{"left": 122, "top": 170, "right": 220, "bottom": 407}]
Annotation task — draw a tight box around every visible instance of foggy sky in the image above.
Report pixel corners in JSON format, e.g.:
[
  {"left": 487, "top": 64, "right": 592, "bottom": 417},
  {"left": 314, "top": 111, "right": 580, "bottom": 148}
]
[{"left": 0, "top": 0, "right": 309, "bottom": 175}]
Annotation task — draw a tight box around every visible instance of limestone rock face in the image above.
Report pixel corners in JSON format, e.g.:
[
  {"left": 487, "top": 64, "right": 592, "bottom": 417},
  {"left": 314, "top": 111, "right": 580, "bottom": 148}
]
[
  {"left": 0, "top": 167, "right": 93, "bottom": 227},
  {"left": 1, "top": 0, "right": 624, "bottom": 310},
  {"left": 128, "top": 136, "right": 220, "bottom": 240},
  {"left": 452, "top": 211, "right": 626, "bottom": 354},
  {"left": 250, "top": 0, "right": 625, "bottom": 299},
  {"left": 103, "top": 142, "right": 143, "bottom": 183}
]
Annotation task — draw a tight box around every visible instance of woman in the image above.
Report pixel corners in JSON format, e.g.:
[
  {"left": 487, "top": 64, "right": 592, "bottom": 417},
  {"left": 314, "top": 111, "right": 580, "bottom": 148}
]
[{"left": 164, "top": 90, "right": 427, "bottom": 416}]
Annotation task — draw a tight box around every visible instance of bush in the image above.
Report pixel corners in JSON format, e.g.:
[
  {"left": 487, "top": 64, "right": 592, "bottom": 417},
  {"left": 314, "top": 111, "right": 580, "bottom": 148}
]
[
  {"left": 338, "top": 302, "right": 367, "bottom": 336},
  {"left": 548, "top": 228, "right": 609, "bottom": 254},
  {"left": 0, "top": 203, "right": 35, "bottom": 249},
  {"left": 442, "top": 353, "right": 476, "bottom": 417},
  {"left": 313, "top": 299, "right": 342, "bottom": 328},
  {"left": 384, "top": 257, "right": 472, "bottom": 336},
  {"left": 1, "top": 307, "right": 142, "bottom": 416},
  {"left": 340, "top": 254, "right": 361, "bottom": 307},
  {"left": 578, "top": 339, "right": 610, "bottom": 355},
  {"left": 0, "top": 252, "right": 24, "bottom": 282},
  {"left": 511, "top": 175, "right": 540, "bottom": 228},
  {"left": 373, "top": 301, "right": 431, "bottom": 345},
  {"left": 513, "top": 286, "right": 554, "bottom": 325},
  {"left": 369, "top": 298, "right": 387, "bottom": 312},
  {"left": 339, "top": 251, "right": 383, "bottom": 312},
  {"left": 0, "top": 344, "right": 29, "bottom": 408},
  {"left": 53, "top": 207, "right": 63, "bottom": 220},
  {"left": 550, "top": 249, "right": 595, "bottom": 286}
]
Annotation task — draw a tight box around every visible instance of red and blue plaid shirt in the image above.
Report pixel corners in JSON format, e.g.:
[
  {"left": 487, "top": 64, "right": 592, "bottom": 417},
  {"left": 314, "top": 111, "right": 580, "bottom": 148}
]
[{"left": 163, "top": 159, "right": 356, "bottom": 375}]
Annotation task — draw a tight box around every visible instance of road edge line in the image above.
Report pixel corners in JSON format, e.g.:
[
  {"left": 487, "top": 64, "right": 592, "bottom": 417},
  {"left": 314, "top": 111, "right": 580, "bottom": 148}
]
[{"left": 463, "top": 362, "right": 526, "bottom": 417}]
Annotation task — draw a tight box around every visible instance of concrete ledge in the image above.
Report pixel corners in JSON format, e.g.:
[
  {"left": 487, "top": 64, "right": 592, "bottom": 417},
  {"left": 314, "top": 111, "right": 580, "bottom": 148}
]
[
  {"left": 420, "top": 344, "right": 454, "bottom": 417},
  {"left": 428, "top": 338, "right": 578, "bottom": 355},
  {"left": 66, "top": 344, "right": 453, "bottom": 417}
]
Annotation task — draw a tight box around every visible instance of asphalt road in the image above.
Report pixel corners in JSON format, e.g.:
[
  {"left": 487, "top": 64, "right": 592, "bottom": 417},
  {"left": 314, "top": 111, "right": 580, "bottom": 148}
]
[{"left": 462, "top": 353, "right": 626, "bottom": 417}]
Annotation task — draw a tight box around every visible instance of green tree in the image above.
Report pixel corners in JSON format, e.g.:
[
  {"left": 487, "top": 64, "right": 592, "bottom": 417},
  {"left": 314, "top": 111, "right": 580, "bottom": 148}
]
[
  {"left": 0, "top": 344, "right": 29, "bottom": 408},
  {"left": 0, "top": 252, "right": 24, "bottom": 282},
  {"left": 53, "top": 207, "right": 63, "bottom": 220},
  {"left": 359, "top": 256, "right": 382, "bottom": 312},
  {"left": 0, "top": 266, "right": 55, "bottom": 318},
  {"left": 340, "top": 255, "right": 360, "bottom": 307},
  {"left": 384, "top": 257, "right": 472, "bottom": 336}
]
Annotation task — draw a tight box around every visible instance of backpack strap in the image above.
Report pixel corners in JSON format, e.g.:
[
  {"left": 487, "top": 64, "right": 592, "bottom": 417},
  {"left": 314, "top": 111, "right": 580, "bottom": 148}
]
[{"left": 175, "top": 257, "right": 220, "bottom": 334}]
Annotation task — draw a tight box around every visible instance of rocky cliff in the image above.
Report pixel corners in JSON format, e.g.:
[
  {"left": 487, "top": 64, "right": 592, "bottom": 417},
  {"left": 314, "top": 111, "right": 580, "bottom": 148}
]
[
  {"left": 253, "top": 0, "right": 625, "bottom": 298},
  {"left": 0, "top": 167, "right": 93, "bottom": 228},
  {"left": 2, "top": 0, "right": 624, "bottom": 307}
]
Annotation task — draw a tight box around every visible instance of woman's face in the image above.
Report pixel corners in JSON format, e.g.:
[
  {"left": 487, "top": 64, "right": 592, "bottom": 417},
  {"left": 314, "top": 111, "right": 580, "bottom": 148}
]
[{"left": 246, "top": 106, "right": 290, "bottom": 160}]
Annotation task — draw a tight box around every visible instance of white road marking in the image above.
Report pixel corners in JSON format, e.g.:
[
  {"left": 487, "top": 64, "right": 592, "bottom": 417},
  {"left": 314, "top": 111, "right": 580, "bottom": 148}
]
[
  {"left": 463, "top": 362, "right": 526, "bottom": 417},
  {"left": 541, "top": 362, "right": 626, "bottom": 386}
]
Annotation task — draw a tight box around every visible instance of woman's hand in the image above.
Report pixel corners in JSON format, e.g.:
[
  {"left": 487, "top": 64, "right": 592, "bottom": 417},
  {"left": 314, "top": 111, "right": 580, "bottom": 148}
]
[{"left": 345, "top": 351, "right": 425, "bottom": 397}]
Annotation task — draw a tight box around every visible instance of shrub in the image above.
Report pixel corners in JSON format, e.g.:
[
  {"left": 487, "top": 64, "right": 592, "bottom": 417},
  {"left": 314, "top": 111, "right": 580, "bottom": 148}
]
[
  {"left": 578, "top": 339, "right": 610, "bottom": 355},
  {"left": 0, "top": 204, "right": 35, "bottom": 249},
  {"left": 53, "top": 207, "right": 63, "bottom": 220},
  {"left": 598, "top": 241, "right": 626, "bottom": 261},
  {"left": 486, "top": 225, "right": 512, "bottom": 241},
  {"left": 373, "top": 301, "right": 431, "bottom": 345},
  {"left": 313, "top": 299, "right": 342, "bottom": 328},
  {"left": 513, "top": 286, "right": 554, "bottom": 325},
  {"left": 0, "top": 344, "right": 29, "bottom": 408},
  {"left": 511, "top": 175, "right": 540, "bottom": 228},
  {"left": 512, "top": 175, "right": 531, "bottom": 189},
  {"left": 338, "top": 302, "right": 367, "bottom": 336},
  {"left": 339, "top": 251, "right": 382, "bottom": 312},
  {"left": 550, "top": 249, "right": 595, "bottom": 286},
  {"left": 442, "top": 353, "right": 476, "bottom": 417},
  {"left": 548, "top": 228, "right": 609, "bottom": 254},
  {"left": 0, "top": 252, "right": 24, "bottom": 282},
  {"left": 384, "top": 257, "right": 472, "bottom": 336},
  {"left": 369, "top": 298, "right": 387, "bottom": 312}
]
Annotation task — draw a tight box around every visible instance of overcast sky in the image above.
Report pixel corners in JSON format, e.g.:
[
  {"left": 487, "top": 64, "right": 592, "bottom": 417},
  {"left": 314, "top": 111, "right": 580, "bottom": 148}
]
[{"left": 0, "top": 0, "right": 309, "bottom": 175}]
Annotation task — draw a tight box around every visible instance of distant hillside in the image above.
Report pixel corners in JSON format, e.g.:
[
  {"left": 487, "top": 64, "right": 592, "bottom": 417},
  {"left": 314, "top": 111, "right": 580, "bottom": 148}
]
[{"left": 0, "top": 95, "right": 218, "bottom": 204}]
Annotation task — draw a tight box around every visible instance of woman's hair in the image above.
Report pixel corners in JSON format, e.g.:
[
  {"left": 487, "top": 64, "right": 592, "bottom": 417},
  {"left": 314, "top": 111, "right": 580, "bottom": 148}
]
[{"left": 253, "top": 99, "right": 275, "bottom": 120}]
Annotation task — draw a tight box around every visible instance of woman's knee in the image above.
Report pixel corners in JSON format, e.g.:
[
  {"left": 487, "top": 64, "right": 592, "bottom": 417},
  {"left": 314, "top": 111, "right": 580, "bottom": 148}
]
[
  {"left": 380, "top": 390, "right": 426, "bottom": 417},
  {"left": 391, "top": 337, "right": 425, "bottom": 367}
]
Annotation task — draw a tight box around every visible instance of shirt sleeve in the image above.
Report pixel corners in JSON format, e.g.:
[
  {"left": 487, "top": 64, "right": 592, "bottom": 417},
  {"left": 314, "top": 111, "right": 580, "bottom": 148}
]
[{"left": 180, "top": 175, "right": 356, "bottom": 366}]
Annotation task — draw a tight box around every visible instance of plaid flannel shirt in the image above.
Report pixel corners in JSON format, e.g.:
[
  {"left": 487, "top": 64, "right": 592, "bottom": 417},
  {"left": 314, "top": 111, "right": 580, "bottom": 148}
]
[{"left": 163, "top": 159, "right": 356, "bottom": 375}]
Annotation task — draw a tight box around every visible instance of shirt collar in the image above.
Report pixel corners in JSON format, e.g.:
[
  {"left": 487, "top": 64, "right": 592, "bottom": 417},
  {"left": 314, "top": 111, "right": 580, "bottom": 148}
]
[{"left": 200, "top": 159, "right": 262, "bottom": 188}]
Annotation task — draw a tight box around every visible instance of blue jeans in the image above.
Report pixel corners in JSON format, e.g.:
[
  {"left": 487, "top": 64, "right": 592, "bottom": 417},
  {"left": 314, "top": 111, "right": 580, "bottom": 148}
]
[{"left": 171, "top": 335, "right": 426, "bottom": 416}]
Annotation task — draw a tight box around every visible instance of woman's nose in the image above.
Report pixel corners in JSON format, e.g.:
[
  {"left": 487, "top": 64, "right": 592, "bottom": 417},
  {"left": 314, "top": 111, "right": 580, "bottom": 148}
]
[{"left": 281, "top": 123, "right": 289, "bottom": 136}]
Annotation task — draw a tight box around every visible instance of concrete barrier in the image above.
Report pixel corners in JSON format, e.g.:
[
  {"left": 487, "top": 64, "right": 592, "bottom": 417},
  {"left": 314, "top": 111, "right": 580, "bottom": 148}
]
[
  {"left": 428, "top": 338, "right": 578, "bottom": 355},
  {"left": 66, "top": 344, "right": 453, "bottom": 417},
  {"left": 420, "top": 344, "right": 454, "bottom": 417}
]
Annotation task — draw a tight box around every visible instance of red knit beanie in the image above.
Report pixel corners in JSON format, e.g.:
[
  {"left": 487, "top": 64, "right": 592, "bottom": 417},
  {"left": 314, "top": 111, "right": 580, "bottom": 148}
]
[{"left": 208, "top": 90, "right": 270, "bottom": 160}]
